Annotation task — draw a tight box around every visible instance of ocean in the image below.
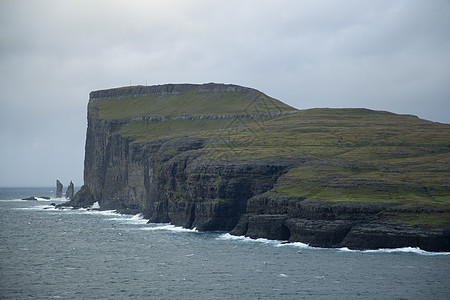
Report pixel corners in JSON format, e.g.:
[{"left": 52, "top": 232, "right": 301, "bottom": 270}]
[{"left": 1, "top": 187, "right": 449, "bottom": 299}]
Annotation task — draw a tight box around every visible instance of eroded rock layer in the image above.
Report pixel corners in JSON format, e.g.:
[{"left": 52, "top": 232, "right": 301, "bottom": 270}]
[{"left": 65, "top": 83, "right": 450, "bottom": 251}]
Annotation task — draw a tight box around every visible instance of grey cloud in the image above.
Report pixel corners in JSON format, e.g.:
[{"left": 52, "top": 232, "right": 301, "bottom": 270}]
[{"left": 1, "top": 0, "right": 449, "bottom": 187}]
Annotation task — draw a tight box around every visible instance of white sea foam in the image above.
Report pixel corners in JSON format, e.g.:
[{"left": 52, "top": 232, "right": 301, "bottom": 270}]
[
  {"left": 43, "top": 206, "right": 119, "bottom": 216},
  {"left": 338, "top": 246, "right": 450, "bottom": 256},
  {"left": 51, "top": 202, "right": 146, "bottom": 223},
  {"left": 218, "top": 233, "right": 310, "bottom": 248},
  {"left": 140, "top": 224, "right": 198, "bottom": 233},
  {"left": 216, "top": 233, "right": 284, "bottom": 246},
  {"left": 35, "top": 197, "right": 59, "bottom": 202},
  {"left": 1, "top": 199, "right": 25, "bottom": 202},
  {"left": 107, "top": 213, "right": 148, "bottom": 225},
  {"left": 216, "top": 233, "right": 247, "bottom": 241},
  {"left": 275, "top": 241, "right": 313, "bottom": 249},
  {"left": 5, "top": 197, "right": 62, "bottom": 203},
  {"left": 278, "top": 243, "right": 450, "bottom": 255},
  {"left": 128, "top": 213, "right": 148, "bottom": 224},
  {"left": 84, "top": 209, "right": 119, "bottom": 216},
  {"left": 91, "top": 202, "right": 100, "bottom": 209},
  {"left": 24, "top": 202, "right": 450, "bottom": 256},
  {"left": 19, "top": 202, "right": 147, "bottom": 225},
  {"left": 16, "top": 204, "right": 55, "bottom": 211},
  {"left": 216, "top": 234, "right": 449, "bottom": 255}
]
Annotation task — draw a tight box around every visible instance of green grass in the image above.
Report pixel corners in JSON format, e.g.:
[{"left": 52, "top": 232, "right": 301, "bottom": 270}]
[
  {"left": 119, "top": 117, "right": 266, "bottom": 142},
  {"left": 94, "top": 88, "right": 450, "bottom": 221},
  {"left": 92, "top": 87, "right": 295, "bottom": 120},
  {"left": 383, "top": 212, "right": 450, "bottom": 228},
  {"left": 261, "top": 110, "right": 450, "bottom": 210}
]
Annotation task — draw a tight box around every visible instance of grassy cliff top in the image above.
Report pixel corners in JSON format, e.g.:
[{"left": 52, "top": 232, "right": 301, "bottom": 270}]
[
  {"left": 93, "top": 84, "right": 450, "bottom": 226},
  {"left": 90, "top": 83, "right": 296, "bottom": 119}
]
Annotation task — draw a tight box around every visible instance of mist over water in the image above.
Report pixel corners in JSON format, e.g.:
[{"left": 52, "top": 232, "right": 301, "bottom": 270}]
[{"left": 1, "top": 188, "right": 449, "bottom": 299}]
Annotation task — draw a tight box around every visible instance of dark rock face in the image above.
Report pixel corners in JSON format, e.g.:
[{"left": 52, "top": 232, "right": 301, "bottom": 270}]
[
  {"left": 234, "top": 195, "right": 450, "bottom": 251},
  {"left": 82, "top": 120, "right": 291, "bottom": 231},
  {"left": 80, "top": 93, "right": 293, "bottom": 231},
  {"left": 56, "top": 180, "right": 63, "bottom": 198},
  {"left": 56, "top": 185, "right": 96, "bottom": 209},
  {"left": 67, "top": 84, "right": 450, "bottom": 252},
  {"left": 65, "top": 181, "right": 74, "bottom": 199},
  {"left": 231, "top": 198, "right": 450, "bottom": 251},
  {"left": 340, "top": 221, "right": 450, "bottom": 251}
]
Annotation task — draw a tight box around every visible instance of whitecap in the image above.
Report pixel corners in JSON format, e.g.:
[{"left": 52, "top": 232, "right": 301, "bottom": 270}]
[
  {"left": 0, "top": 199, "right": 26, "bottom": 202},
  {"left": 337, "top": 247, "right": 354, "bottom": 252},
  {"left": 27, "top": 203, "right": 147, "bottom": 224},
  {"left": 338, "top": 246, "right": 450, "bottom": 256},
  {"left": 36, "top": 197, "right": 63, "bottom": 202},
  {"left": 50, "top": 207, "right": 119, "bottom": 216},
  {"left": 216, "top": 233, "right": 284, "bottom": 246},
  {"left": 90, "top": 202, "right": 100, "bottom": 209},
  {"left": 216, "top": 233, "right": 246, "bottom": 241},
  {"left": 16, "top": 205, "right": 55, "bottom": 211},
  {"left": 86, "top": 209, "right": 120, "bottom": 216},
  {"left": 275, "top": 241, "right": 312, "bottom": 249},
  {"left": 140, "top": 224, "right": 198, "bottom": 233},
  {"left": 216, "top": 236, "right": 449, "bottom": 255},
  {"left": 127, "top": 213, "right": 148, "bottom": 225},
  {"left": 35, "top": 197, "right": 50, "bottom": 201},
  {"left": 108, "top": 213, "right": 148, "bottom": 225}
]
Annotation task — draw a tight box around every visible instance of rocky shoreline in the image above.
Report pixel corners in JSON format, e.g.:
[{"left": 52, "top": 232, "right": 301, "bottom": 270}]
[{"left": 62, "top": 83, "right": 450, "bottom": 252}]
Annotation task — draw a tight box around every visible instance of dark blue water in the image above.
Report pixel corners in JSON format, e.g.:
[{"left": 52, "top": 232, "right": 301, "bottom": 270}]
[{"left": 1, "top": 188, "right": 449, "bottom": 299}]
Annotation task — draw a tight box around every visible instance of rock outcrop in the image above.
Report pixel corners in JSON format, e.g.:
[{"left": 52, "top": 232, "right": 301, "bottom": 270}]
[
  {"left": 57, "top": 185, "right": 95, "bottom": 209},
  {"left": 65, "top": 83, "right": 450, "bottom": 252},
  {"left": 65, "top": 181, "right": 74, "bottom": 199},
  {"left": 56, "top": 180, "right": 63, "bottom": 198},
  {"left": 231, "top": 197, "right": 450, "bottom": 251}
]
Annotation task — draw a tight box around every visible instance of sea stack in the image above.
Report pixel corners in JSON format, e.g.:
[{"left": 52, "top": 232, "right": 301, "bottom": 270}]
[
  {"left": 56, "top": 180, "right": 63, "bottom": 198},
  {"left": 65, "top": 181, "right": 74, "bottom": 199}
]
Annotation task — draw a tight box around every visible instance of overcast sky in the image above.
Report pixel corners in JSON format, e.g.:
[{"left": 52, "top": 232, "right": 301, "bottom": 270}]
[{"left": 1, "top": 0, "right": 449, "bottom": 187}]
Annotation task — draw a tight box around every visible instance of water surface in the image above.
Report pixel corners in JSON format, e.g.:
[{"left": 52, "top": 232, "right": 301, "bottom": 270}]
[{"left": 1, "top": 188, "right": 449, "bottom": 299}]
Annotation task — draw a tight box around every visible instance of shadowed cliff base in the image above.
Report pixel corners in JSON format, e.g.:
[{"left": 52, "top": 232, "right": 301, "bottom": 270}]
[{"left": 63, "top": 83, "right": 450, "bottom": 251}]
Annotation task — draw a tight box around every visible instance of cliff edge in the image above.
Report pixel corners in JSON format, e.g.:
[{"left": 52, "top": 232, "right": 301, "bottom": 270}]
[{"left": 65, "top": 83, "right": 450, "bottom": 251}]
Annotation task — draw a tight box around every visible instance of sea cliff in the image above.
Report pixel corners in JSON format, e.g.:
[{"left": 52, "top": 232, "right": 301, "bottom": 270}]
[{"left": 64, "top": 83, "right": 450, "bottom": 251}]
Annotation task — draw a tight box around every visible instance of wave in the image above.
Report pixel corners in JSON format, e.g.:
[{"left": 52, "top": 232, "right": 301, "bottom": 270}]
[
  {"left": 1, "top": 199, "right": 32, "bottom": 202},
  {"left": 140, "top": 224, "right": 198, "bottom": 233},
  {"left": 3, "top": 197, "right": 65, "bottom": 202},
  {"left": 83, "top": 209, "right": 123, "bottom": 216},
  {"left": 26, "top": 203, "right": 125, "bottom": 218},
  {"left": 276, "top": 241, "right": 316, "bottom": 249},
  {"left": 217, "top": 234, "right": 450, "bottom": 255},
  {"left": 217, "top": 233, "right": 287, "bottom": 246},
  {"left": 37, "top": 204, "right": 118, "bottom": 215},
  {"left": 338, "top": 246, "right": 450, "bottom": 256},
  {"left": 35, "top": 197, "right": 57, "bottom": 201},
  {"left": 107, "top": 213, "right": 148, "bottom": 225},
  {"left": 23, "top": 203, "right": 149, "bottom": 226},
  {"left": 21, "top": 203, "right": 450, "bottom": 256},
  {"left": 15, "top": 204, "right": 57, "bottom": 211}
]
